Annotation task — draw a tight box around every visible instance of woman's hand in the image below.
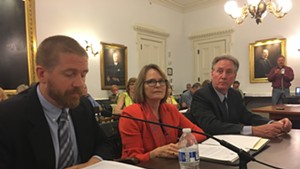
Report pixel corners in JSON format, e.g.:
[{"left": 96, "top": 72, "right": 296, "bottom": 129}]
[{"left": 150, "top": 143, "right": 179, "bottom": 159}]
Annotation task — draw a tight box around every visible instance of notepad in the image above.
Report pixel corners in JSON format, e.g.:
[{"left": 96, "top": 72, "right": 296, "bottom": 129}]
[
  {"left": 83, "top": 160, "right": 145, "bottom": 169},
  {"left": 198, "top": 135, "right": 269, "bottom": 164}
]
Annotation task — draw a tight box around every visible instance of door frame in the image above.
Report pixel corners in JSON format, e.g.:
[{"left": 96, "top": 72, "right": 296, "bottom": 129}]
[
  {"left": 134, "top": 24, "right": 169, "bottom": 72},
  {"left": 190, "top": 28, "right": 234, "bottom": 82}
]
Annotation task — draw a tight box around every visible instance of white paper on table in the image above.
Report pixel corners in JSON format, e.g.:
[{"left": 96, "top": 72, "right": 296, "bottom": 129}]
[
  {"left": 201, "top": 135, "right": 264, "bottom": 150},
  {"left": 198, "top": 144, "right": 239, "bottom": 163},
  {"left": 83, "top": 160, "right": 145, "bottom": 169}
]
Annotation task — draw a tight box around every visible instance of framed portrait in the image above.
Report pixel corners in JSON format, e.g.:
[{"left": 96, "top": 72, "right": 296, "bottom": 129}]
[
  {"left": 0, "top": 0, "right": 37, "bottom": 95},
  {"left": 100, "top": 42, "right": 127, "bottom": 90},
  {"left": 249, "top": 38, "right": 286, "bottom": 83}
]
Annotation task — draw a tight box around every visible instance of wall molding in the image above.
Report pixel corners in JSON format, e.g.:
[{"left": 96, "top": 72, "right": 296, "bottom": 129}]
[
  {"left": 133, "top": 24, "right": 169, "bottom": 38},
  {"left": 190, "top": 28, "right": 234, "bottom": 41}
]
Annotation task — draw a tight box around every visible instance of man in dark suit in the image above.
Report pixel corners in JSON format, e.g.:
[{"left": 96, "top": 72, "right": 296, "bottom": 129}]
[
  {"left": 190, "top": 55, "right": 292, "bottom": 138},
  {"left": 255, "top": 49, "right": 272, "bottom": 78},
  {"left": 0, "top": 35, "right": 109, "bottom": 169},
  {"left": 105, "top": 51, "right": 125, "bottom": 86}
]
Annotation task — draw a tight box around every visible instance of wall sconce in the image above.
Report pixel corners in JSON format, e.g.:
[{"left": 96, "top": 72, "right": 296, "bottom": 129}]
[{"left": 85, "top": 40, "right": 99, "bottom": 57}]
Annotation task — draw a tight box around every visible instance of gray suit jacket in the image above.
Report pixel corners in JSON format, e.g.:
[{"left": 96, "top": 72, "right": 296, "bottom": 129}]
[
  {"left": 0, "top": 84, "right": 109, "bottom": 169},
  {"left": 190, "top": 83, "right": 269, "bottom": 135}
]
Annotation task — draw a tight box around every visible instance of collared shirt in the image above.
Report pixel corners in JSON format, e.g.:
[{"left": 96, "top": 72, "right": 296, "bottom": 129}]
[
  {"left": 213, "top": 87, "right": 252, "bottom": 135},
  {"left": 86, "top": 94, "right": 100, "bottom": 108},
  {"left": 37, "top": 85, "right": 78, "bottom": 168},
  {"left": 267, "top": 65, "right": 294, "bottom": 89},
  {"left": 181, "top": 90, "right": 193, "bottom": 108}
]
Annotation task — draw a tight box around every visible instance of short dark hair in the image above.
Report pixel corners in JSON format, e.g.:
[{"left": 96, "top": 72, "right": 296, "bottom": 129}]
[
  {"left": 36, "top": 35, "right": 87, "bottom": 70},
  {"left": 211, "top": 54, "right": 239, "bottom": 73},
  {"left": 233, "top": 80, "right": 240, "bottom": 85},
  {"left": 192, "top": 82, "right": 201, "bottom": 89}
]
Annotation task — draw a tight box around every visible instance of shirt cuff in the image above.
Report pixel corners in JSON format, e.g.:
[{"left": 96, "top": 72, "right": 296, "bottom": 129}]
[{"left": 241, "top": 126, "right": 252, "bottom": 135}]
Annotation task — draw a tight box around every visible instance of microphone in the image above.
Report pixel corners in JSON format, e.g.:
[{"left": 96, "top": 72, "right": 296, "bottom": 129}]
[
  {"left": 281, "top": 68, "right": 285, "bottom": 75},
  {"left": 101, "top": 110, "right": 281, "bottom": 169}
]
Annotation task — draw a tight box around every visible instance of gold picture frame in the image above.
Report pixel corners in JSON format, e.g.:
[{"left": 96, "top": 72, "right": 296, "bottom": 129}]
[
  {"left": 1, "top": 0, "right": 37, "bottom": 95},
  {"left": 100, "top": 42, "right": 127, "bottom": 90},
  {"left": 249, "top": 38, "right": 286, "bottom": 83}
]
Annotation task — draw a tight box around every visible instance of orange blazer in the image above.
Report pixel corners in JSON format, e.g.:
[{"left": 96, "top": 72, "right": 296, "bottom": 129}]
[{"left": 119, "top": 103, "right": 206, "bottom": 162}]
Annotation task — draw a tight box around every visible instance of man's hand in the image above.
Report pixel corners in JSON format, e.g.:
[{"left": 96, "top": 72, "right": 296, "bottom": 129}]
[
  {"left": 275, "top": 69, "right": 281, "bottom": 75},
  {"left": 252, "top": 118, "right": 292, "bottom": 138},
  {"left": 278, "top": 118, "right": 292, "bottom": 133},
  {"left": 150, "top": 143, "right": 178, "bottom": 159},
  {"left": 66, "top": 156, "right": 101, "bottom": 169}
]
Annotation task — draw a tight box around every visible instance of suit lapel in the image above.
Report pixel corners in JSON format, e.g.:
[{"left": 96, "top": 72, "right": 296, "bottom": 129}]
[
  {"left": 26, "top": 86, "right": 56, "bottom": 168},
  {"left": 209, "top": 84, "right": 229, "bottom": 121}
]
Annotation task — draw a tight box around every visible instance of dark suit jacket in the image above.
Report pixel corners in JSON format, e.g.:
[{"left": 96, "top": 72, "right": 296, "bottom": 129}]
[
  {"left": 190, "top": 83, "right": 269, "bottom": 135},
  {"left": 0, "top": 85, "right": 110, "bottom": 169}
]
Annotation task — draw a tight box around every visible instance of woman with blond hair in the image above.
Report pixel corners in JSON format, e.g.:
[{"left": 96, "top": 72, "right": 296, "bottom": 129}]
[
  {"left": 113, "top": 77, "right": 136, "bottom": 114},
  {"left": 166, "top": 85, "right": 179, "bottom": 109}
]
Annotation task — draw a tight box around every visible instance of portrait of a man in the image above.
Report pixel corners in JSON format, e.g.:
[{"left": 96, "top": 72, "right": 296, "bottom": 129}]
[
  {"left": 250, "top": 38, "right": 285, "bottom": 83},
  {"left": 254, "top": 49, "right": 273, "bottom": 78},
  {"left": 100, "top": 42, "right": 127, "bottom": 90},
  {"left": 105, "top": 50, "right": 125, "bottom": 85}
]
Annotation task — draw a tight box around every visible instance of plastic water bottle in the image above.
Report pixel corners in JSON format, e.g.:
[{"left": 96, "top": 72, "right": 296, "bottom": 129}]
[{"left": 178, "top": 128, "right": 200, "bottom": 169}]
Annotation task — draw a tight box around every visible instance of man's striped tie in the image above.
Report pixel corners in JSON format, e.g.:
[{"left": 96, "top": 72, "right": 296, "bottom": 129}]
[{"left": 57, "top": 109, "right": 74, "bottom": 169}]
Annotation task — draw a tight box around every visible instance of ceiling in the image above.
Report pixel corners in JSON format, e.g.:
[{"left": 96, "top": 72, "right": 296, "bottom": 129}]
[{"left": 149, "top": 0, "right": 225, "bottom": 12}]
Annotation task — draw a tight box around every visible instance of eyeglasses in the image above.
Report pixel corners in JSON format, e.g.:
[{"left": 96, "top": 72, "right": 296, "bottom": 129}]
[{"left": 144, "top": 79, "right": 168, "bottom": 87}]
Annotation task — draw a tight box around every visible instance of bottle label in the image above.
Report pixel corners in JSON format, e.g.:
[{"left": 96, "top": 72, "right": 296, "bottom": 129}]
[{"left": 179, "top": 150, "right": 199, "bottom": 163}]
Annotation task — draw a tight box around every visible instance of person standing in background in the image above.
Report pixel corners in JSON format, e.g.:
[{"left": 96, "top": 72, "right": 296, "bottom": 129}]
[{"left": 268, "top": 55, "right": 294, "bottom": 105}]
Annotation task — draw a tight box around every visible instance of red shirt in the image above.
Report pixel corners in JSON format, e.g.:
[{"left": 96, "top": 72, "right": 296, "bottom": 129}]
[{"left": 267, "top": 65, "right": 294, "bottom": 88}]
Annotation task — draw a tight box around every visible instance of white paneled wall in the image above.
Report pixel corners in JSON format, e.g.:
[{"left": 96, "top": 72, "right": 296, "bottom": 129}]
[{"left": 35, "top": 0, "right": 300, "bottom": 98}]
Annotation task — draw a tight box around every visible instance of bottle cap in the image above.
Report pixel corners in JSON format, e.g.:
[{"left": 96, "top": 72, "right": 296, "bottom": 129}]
[{"left": 182, "top": 128, "right": 191, "bottom": 133}]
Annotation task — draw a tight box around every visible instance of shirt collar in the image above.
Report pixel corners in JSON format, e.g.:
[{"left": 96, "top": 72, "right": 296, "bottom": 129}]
[
  {"left": 212, "top": 86, "right": 228, "bottom": 102},
  {"left": 37, "top": 85, "right": 69, "bottom": 121}
]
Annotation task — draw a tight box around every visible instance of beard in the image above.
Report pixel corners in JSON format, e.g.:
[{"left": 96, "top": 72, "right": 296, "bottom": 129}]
[{"left": 47, "top": 80, "right": 82, "bottom": 109}]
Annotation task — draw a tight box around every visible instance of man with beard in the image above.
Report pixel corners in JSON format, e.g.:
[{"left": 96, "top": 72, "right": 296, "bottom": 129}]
[
  {"left": 0, "top": 35, "right": 109, "bottom": 169},
  {"left": 268, "top": 55, "right": 294, "bottom": 105},
  {"left": 190, "top": 55, "right": 292, "bottom": 139}
]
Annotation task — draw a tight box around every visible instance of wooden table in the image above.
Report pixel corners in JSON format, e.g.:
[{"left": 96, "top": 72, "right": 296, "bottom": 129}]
[
  {"left": 137, "top": 130, "right": 300, "bottom": 169},
  {"left": 252, "top": 104, "right": 300, "bottom": 129}
]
